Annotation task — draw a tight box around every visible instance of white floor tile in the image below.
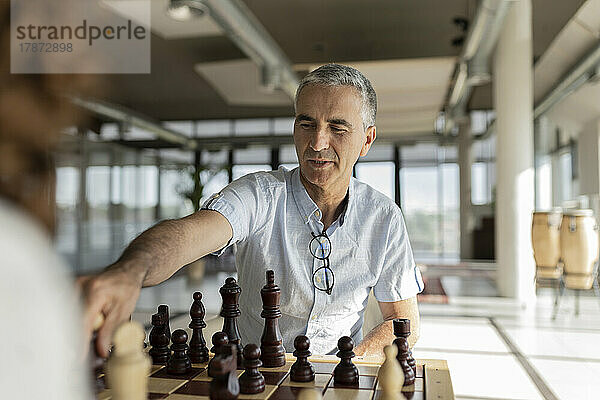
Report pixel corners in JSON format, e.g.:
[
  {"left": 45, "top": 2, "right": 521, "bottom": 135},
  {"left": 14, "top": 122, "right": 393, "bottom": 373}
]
[
  {"left": 503, "top": 326, "right": 600, "bottom": 360},
  {"left": 415, "top": 317, "right": 510, "bottom": 354},
  {"left": 414, "top": 350, "right": 543, "bottom": 400},
  {"left": 529, "top": 358, "right": 600, "bottom": 400}
]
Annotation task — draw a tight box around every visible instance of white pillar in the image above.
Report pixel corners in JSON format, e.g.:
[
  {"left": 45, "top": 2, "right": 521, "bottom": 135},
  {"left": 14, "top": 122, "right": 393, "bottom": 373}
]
[
  {"left": 493, "top": 0, "right": 535, "bottom": 301},
  {"left": 458, "top": 119, "right": 474, "bottom": 259}
]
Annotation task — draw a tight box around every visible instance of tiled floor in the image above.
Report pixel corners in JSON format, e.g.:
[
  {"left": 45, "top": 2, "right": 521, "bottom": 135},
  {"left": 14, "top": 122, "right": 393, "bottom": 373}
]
[{"left": 134, "top": 268, "right": 600, "bottom": 400}]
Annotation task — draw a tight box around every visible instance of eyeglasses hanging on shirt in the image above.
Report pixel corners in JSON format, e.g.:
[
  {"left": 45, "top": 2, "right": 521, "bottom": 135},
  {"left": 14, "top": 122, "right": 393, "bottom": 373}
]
[{"left": 309, "top": 231, "right": 335, "bottom": 295}]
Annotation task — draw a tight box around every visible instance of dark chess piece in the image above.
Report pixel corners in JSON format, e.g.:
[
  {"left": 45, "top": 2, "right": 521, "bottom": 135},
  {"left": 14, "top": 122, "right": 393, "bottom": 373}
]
[
  {"left": 239, "top": 344, "right": 265, "bottom": 394},
  {"left": 220, "top": 277, "right": 243, "bottom": 368},
  {"left": 393, "top": 318, "right": 416, "bottom": 374},
  {"left": 333, "top": 336, "right": 359, "bottom": 385},
  {"left": 90, "top": 331, "right": 106, "bottom": 392},
  {"left": 395, "top": 336, "right": 415, "bottom": 386},
  {"left": 208, "top": 332, "right": 229, "bottom": 378},
  {"left": 149, "top": 312, "right": 171, "bottom": 365},
  {"left": 209, "top": 344, "right": 240, "bottom": 400},
  {"left": 166, "top": 329, "right": 192, "bottom": 375},
  {"left": 259, "top": 270, "right": 286, "bottom": 367},
  {"left": 290, "top": 335, "right": 315, "bottom": 382},
  {"left": 158, "top": 304, "right": 171, "bottom": 342},
  {"left": 189, "top": 291, "right": 209, "bottom": 363}
]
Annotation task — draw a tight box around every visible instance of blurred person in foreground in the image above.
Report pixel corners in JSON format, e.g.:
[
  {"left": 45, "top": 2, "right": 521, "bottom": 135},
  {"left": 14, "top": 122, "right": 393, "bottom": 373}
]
[{"left": 0, "top": 5, "right": 96, "bottom": 399}]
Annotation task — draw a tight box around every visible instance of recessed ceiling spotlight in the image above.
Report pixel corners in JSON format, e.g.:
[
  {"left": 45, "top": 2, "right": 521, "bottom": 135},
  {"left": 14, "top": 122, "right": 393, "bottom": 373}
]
[{"left": 166, "top": 0, "right": 208, "bottom": 22}]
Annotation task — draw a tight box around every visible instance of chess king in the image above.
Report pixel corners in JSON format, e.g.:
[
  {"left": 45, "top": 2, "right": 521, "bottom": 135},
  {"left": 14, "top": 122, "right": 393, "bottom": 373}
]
[{"left": 80, "top": 63, "right": 424, "bottom": 358}]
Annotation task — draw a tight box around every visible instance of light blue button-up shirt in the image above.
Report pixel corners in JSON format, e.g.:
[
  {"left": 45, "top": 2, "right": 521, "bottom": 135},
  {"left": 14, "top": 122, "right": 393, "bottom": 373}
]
[{"left": 202, "top": 167, "right": 423, "bottom": 355}]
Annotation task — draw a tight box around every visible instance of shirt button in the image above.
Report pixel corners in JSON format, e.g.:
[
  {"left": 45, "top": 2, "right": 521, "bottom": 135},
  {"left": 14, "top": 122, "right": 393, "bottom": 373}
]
[
  {"left": 311, "top": 315, "right": 317, "bottom": 321},
  {"left": 315, "top": 276, "right": 322, "bottom": 284},
  {"left": 315, "top": 210, "right": 321, "bottom": 217}
]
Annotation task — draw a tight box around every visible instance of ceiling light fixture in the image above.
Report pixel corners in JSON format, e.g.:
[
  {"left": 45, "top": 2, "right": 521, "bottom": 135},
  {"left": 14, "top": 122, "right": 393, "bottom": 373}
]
[{"left": 166, "top": 0, "right": 207, "bottom": 22}]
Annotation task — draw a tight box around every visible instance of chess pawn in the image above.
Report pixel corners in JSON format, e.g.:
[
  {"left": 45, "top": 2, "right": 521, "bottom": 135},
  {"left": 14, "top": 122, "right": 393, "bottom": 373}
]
[
  {"left": 394, "top": 337, "right": 415, "bottom": 386},
  {"left": 209, "top": 344, "right": 240, "bottom": 400},
  {"left": 297, "top": 388, "right": 323, "bottom": 400},
  {"left": 189, "top": 291, "right": 209, "bottom": 363},
  {"left": 208, "top": 332, "right": 229, "bottom": 378},
  {"left": 149, "top": 312, "right": 170, "bottom": 364},
  {"left": 106, "top": 321, "right": 151, "bottom": 400},
  {"left": 378, "top": 345, "right": 406, "bottom": 400},
  {"left": 393, "top": 319, "right": 416, "bottom": 374},
  {"left": 260, "top": 270, "right": 286, "bottom": 367},
  {"left": 290, "top": 335, "right": 315, "bottom": 382},
  {"left": 166, "top": 329, "right": 192, "bottom": 375},
  {"left": 220, "top": 277, "right": 244, "bottom": 368},
  {"left": 239, "top": 344, "right": 265, "bottom": 394},
  {"left": 333, "top": 336, "right": 359, "bottom": 385}
]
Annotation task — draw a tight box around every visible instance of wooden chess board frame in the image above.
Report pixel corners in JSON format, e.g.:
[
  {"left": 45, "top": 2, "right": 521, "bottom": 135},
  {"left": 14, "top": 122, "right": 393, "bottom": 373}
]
[{"left": 96, "top": 353, "right": 454, "bottom": 400}]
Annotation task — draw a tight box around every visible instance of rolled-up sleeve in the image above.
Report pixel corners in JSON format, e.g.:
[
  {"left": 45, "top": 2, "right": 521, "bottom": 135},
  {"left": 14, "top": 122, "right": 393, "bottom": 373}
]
[
  {"left": 373, "top": 209, "right": 424, "bottom": 302},
  {"left": 201, "top": 174, "right": 262, "bottom": 255}
]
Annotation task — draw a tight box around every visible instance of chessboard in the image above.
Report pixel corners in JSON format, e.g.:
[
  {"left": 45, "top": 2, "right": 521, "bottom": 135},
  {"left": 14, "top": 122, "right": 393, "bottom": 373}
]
[{"left": 95, "top": 353, "right": 454, "bottom": 400}]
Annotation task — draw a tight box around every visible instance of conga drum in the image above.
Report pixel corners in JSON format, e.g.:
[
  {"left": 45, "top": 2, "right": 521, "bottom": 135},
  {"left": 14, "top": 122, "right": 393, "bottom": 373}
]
[
  {"left": 532, "top": 210, "right": 562, "bottom": 280},
  {"left": 560, "top": 209, "right": 599, "bottom": 289}
]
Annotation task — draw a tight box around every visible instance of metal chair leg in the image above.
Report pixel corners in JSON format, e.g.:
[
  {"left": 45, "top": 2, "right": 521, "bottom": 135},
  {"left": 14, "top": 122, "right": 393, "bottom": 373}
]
[
  {"left": 594, "top": 276, "right": 600, "bottom": 311},
  {"left": 552, "top": 278, "right": 564, "bottom": 320},
  {"left": 575, "top": 289, "right": 581, "bottom": 317}
]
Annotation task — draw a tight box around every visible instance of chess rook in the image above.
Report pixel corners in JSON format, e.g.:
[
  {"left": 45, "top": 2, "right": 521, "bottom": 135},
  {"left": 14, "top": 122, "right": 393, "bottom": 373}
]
[
  {"left": 208, "top": 331, "right": 229, "bottom": 378},
  {"left": 149, "top": 312, "right": 171, "bottom": 365},
  {"left": 220, "top": 277, "right": 243, "bottom": 368},
  {"left": 333, "top": 336, "right": 359, "bottom": 385},
  {"left": 166, "top": 329, "right": 192, "bottom": 375},
  {"left": 259, "top": 270, "right": 286, "bottom": 367},
  {"left": 239, "top": 344, "right": 265, "bottom": 394},
  {"left": 394, "top": 336, "right": 415, "bottom": 386},
  {"left": 290, "top": 335, "right": 315, "bottom": 382},
  {"left": 188, "top": 291, "right": 209, "bottom": 363},
  {"left": 393, "top": 318, "right": 416, "bottom": 374},
  {"left": 209, "top": 344, "right": 240, "bottom": 400}
]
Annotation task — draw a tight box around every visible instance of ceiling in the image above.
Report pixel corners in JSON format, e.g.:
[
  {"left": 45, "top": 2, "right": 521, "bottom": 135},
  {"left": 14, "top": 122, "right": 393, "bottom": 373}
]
[{"left": 89, "top": 0, "right": 588, "bottom": 139}]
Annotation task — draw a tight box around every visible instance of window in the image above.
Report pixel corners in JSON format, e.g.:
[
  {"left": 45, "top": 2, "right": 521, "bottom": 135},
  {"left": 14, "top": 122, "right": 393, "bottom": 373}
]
[
  {"left": 355, "top": 162, "right": 394, "bottom": 200},
  {"left": 536, "top": 156, "right": 552, "bottom": 210}
]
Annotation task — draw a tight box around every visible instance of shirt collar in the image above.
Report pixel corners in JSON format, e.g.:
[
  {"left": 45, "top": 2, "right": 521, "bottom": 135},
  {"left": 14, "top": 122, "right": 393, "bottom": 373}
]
[{"left": 290, "top": 167, "right": 354, "bottom": 227}]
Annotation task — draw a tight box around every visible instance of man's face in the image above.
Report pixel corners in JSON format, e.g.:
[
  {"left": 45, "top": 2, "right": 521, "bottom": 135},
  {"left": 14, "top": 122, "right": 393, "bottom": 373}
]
[{"left": 293, "top": 84, "right": 375, "bottom": 192}]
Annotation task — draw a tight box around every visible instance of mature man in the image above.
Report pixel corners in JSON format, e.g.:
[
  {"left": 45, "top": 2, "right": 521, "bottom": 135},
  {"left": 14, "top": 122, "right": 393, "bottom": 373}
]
[{"left": 81, "top": 64, "right": 423, "bottom": 358}]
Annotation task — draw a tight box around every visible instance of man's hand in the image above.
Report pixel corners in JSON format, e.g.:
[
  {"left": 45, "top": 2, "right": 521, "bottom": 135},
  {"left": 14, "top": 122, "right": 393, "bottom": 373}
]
[{"left": 78, "top": 265, "right": 144, "bottom": 358}]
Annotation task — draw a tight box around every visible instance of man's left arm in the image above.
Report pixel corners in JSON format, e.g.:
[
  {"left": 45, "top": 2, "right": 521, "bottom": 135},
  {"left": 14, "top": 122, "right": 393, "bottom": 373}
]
[{"left": 354, "top": 296, "right": 420, "bottom": 357}]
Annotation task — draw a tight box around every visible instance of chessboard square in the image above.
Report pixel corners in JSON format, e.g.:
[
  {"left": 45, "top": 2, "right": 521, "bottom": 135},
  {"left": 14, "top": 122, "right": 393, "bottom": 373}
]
[
  {"left": 151, "top": 367, "right": 203, "bottom": 380},
  {"left": 323, "top": 388, "right": 374, "bottom": 400},
  {"left": 261, "top": 371, "right": 289, "bottom": 386},
  {"left": 148, "top": 377, "right": 187, "bottom": 394},
  {"left": 259, "top": 361, "right": 294, "bottom": 373},
  {"left": 149, "top": 393, "right": 170, "bottom": 399},
  {"left": 281, "top": 373, "right": 332, "bottom": 388},
  {"left": 191, "top": 362, "right": 209, "bottom": 369},
  {"left": 97, "top": 389, "right": 111, "bottom": 400},
  {"left": 165, "top": 394, "right": 209, "bottom": 400},
  {"left": 238, "top": 384, "right": 278, "bottom": 399},
  {"left": 372, "top": 390, "right": 425, "bottom": 400},
  {"left": 312, "top": 362, "right": 336, "bottom": 374},
  {"left": 192, "top": 368, "right": 244, "bottom": 381},
  {"left": 173, "top": 380, "right": 211, "bottom": 396},
  {"left": 329, "top": 375, "right": 376, "bottom": 390},
  {"left": 356, "top": 364, "right": 379, "bottom": 376},
  {"left": 268, "top": 385, "right": 314, "bottom": 400},
  {"left": 151, "top": 365, "right": 166, "bottom": 374}
]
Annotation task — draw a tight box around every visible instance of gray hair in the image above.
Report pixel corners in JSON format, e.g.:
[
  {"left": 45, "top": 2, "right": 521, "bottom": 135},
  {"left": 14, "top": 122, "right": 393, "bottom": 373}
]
[{"left": 294, "top": 63, "right": 377, "bottom": 131}]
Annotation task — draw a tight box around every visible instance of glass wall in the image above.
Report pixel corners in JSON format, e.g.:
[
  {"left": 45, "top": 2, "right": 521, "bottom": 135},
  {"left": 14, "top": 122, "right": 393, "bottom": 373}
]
[{"left": 54, "top": 118, "right": 469, "bottom": 272}]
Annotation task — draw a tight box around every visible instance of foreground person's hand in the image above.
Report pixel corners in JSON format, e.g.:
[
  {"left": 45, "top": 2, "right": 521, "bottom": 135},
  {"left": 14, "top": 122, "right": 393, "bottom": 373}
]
[{"left": 77, "top": 266, "right": 144, "bottom": 358}]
